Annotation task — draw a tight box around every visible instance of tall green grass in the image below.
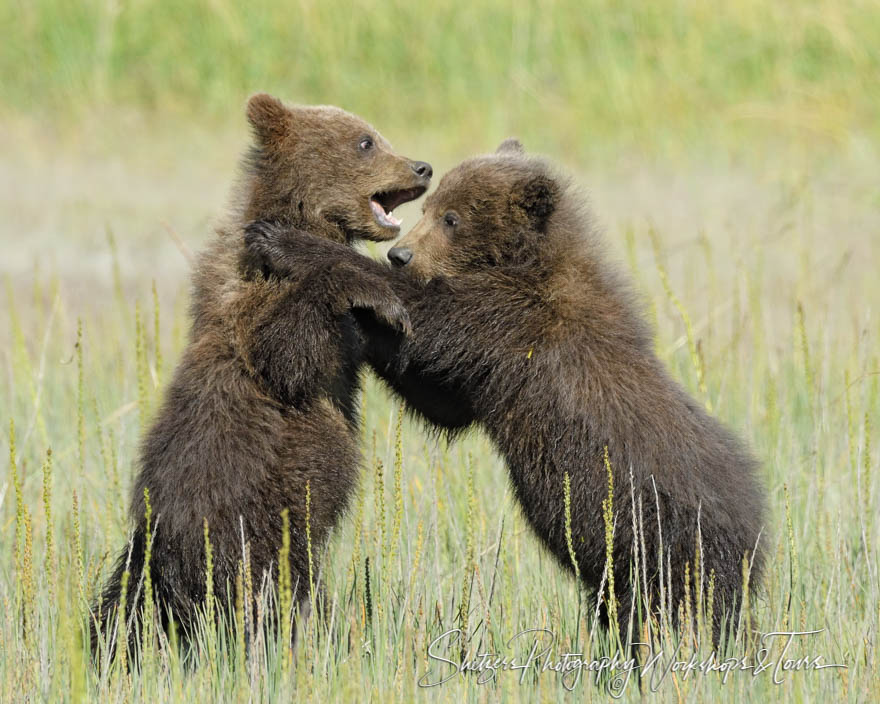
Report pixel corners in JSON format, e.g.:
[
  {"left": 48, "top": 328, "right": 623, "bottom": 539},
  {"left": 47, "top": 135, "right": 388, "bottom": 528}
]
[
  {"left": 2, "top": 202, "right": 877, "bottom": 700},
  {"left": 4, "top": 0, "right": 879, "bottom": 156},
  {"left": 2, "top": 0, "right": 879, "bottom": 700}
]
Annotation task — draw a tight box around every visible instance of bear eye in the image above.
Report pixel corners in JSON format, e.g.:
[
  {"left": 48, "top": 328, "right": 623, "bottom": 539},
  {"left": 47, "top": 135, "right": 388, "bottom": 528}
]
[
  {"left": 358, "top": 136, "right": 374, "bottom": 151},
  {"left": 443, "top": 212, "right": 459, "bottom": 229}
]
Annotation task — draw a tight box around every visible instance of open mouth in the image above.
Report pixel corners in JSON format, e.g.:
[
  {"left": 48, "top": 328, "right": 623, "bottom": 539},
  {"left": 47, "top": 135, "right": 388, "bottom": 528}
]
[{"left": 370, "top": 186, "right": 427, "bottom": 229}]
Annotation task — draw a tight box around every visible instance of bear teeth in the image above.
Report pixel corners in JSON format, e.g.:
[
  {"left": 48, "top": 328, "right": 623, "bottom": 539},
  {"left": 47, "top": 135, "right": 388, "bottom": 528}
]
[{"left": 370, "top": 198, "right": 402, "bottom": 228}]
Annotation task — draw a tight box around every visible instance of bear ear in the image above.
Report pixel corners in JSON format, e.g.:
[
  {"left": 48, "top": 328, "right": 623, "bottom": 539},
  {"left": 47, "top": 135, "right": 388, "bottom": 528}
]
[
  {"left": 510, "top": 174, "right": 559, "bottom": 229},
  {"left": 246, "top": 93, "right": 291, "bottom": 145},
  {"left": 496, "top": 138, "right": 524, "bottom": 155}
]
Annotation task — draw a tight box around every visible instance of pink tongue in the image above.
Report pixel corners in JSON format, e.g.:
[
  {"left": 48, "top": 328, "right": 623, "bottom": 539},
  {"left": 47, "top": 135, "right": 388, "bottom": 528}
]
[{"left": 371, "top": 199, "right": 402, "bottom": 227}]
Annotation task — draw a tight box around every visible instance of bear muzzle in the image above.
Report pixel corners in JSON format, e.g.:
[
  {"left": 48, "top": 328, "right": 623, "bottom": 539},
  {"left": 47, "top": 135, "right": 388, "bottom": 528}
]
[{"left": 387, "top": 246, "right": 414, "bottom": 267}]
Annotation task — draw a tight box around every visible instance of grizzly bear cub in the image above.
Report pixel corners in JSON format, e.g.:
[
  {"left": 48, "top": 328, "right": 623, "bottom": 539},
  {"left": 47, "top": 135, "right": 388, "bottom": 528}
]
[
  {"left": 248, "top": 140, "right": 766, "bottom": 645},
  {"left": 91, "top": 93, "right": 431, "bottom": 662}
]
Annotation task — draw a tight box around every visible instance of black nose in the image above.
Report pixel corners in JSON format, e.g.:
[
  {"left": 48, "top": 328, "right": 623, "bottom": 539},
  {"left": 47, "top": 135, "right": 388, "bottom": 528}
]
[
  {"left": 411, "top": 161, "right": 432, "bottom": 180},
  {"left": 388, "top": 246, "right": 413, "bottom": 267}
]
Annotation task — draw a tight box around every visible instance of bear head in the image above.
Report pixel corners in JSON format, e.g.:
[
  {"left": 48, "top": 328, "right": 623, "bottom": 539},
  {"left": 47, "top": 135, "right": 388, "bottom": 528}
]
[
  {"left": 387, "top": 139, "right": 562, "bottom": 281},
  {"left": 243, "top": 93, "right": 432, "bottom": 243}
]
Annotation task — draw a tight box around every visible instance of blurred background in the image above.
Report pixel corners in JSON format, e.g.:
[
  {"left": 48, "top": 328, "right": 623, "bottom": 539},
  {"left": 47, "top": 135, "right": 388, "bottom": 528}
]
[
  {"left": 1, "top": 4, "right": 878, "bottom": 700},
  {"left": 2, "top": 0, "right": 878, "bottom": 295}
]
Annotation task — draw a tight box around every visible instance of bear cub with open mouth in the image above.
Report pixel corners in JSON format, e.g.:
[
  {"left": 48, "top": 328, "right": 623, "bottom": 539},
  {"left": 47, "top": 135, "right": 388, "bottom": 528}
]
[{"left": 92, "top": 94, "right": 431, "bottom": 663}]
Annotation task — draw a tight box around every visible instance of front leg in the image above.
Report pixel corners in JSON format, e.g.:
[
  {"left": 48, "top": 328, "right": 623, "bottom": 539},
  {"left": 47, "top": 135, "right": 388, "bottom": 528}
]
[
  {"left": 245, "top": 221, "right": 411, "bottom": 334},
  {"left": 355, "top": 308, "right": 476, "bottom": 432},
  {"left": 247, "top": 273, "right": 344, "bottom": 408},
  {"left": 245, "top": 220, "right": 475, "bottom": 431},
  {"left": 244, "top": 220, "right": 396, "bottom": 282}
]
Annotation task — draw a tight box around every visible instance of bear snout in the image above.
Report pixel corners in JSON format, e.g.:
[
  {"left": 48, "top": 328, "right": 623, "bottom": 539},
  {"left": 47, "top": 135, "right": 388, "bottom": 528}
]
[
  {"left": 410, "top": 161, "right": 433, "bottom": 181},
  {"left": 388, "top": 246, "right": 413, "bottom": 267}
]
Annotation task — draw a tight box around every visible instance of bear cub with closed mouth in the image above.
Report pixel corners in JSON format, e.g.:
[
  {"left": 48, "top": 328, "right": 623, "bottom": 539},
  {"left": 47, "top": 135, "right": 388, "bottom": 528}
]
[{"left": 248, "top": 139, "right": 766, "bottom": 645}]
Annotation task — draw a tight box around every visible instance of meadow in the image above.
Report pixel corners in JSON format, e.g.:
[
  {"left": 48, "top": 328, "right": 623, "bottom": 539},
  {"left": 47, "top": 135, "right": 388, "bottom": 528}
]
[{"left": 1, "top": 0, "right": 878, "bottom": 701}]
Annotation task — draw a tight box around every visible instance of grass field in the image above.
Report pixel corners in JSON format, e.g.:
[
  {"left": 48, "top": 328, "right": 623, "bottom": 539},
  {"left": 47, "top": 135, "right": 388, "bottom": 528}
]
[{"left": 2, "top": 1, "right": 879, "bottom": 701}]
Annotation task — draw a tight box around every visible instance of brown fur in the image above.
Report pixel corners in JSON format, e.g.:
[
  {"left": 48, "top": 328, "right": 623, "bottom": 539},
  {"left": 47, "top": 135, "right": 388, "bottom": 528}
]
[
  {"left": 249, "top": 141, "right": 767, "bottom": 645},
  {"left": 91, "top": 94, "right": 430, "bottom": 663}
]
